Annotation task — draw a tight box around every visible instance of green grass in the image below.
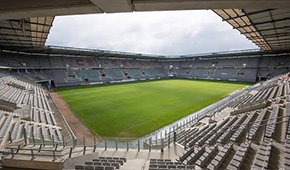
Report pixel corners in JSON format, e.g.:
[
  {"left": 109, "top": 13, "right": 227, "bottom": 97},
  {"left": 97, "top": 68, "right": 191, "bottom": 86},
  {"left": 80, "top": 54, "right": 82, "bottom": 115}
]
[{"left": 56, "top": 79, "right": 249, "bottom": 138}]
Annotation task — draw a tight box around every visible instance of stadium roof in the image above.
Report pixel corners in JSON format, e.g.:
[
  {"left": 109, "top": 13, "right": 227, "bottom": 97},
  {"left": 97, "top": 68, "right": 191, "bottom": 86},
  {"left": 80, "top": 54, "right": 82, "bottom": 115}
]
[
  {"left": 2, "top": 45, "right": 289, "bottom": 61},
  {"left": 214, "top": 9, "right": 290, "bottom": 51},
  {"left": 0, "top": 17, "right": 54, "bottom": 48},
  {"left": 1, "top": 45, "right": 166, "bottom": 59},
  {"left": 0, "top": 0, "right": 288, "bottom": 20}
]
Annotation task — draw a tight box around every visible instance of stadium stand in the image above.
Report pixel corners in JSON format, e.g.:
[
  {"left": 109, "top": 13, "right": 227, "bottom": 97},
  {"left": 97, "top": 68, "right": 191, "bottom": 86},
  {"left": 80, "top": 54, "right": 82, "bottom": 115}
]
[
  {"left": 136, "top": 72, "right": 290, "bottom": 170},
  {"left": 0, "top": 1, "right": 289, "bottom": 169},
  {"left": 1, "top": 50, "right": 290, "bottom": 87},
  {"left": 0, "top": 51, "right": 289, "bottom": 170},
  {"left": 0, "top": 75, "right": 65, "bottom": 148}
]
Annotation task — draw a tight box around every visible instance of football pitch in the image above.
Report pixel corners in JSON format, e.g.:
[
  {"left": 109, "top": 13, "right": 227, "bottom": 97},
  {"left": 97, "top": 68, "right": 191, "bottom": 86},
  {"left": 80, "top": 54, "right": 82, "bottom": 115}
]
[{"left": 56, "top": 79, "right": 249, "bottom": 138}]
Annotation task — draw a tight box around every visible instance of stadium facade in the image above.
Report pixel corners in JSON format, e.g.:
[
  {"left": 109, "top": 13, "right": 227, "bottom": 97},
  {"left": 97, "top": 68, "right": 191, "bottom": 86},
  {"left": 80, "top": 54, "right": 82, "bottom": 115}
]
[
  {"left": 0, "top": 1, "right": 289, "bottom": 170},
  {"left": 1, "top": 46, "right": 290, "bottom": 88}
]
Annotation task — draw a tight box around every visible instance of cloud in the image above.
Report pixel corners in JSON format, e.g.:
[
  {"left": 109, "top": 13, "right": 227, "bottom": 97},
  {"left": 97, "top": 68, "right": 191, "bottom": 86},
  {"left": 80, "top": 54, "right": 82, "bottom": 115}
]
[{"left": 46, "top": 10, "right": 257, "bottom": 55}]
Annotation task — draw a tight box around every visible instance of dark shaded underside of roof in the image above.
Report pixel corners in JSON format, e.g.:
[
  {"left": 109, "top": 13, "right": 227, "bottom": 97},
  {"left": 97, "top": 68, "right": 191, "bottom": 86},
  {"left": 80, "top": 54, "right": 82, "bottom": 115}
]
[
  {"left": 214, "top": 9, "right": 290, "bottom": 51},
  {"left": 0, "top": 17, "right": 54, "bottom": 49},
  {"left": 0, "top": 8, "right": 290, "bottom": 54}
]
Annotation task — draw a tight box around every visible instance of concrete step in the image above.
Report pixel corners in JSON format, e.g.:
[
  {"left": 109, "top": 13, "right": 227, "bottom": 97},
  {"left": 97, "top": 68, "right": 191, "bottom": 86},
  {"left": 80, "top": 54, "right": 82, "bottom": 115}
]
[{"left": 120, "top": 159, "right": 145, "bottom": 170}]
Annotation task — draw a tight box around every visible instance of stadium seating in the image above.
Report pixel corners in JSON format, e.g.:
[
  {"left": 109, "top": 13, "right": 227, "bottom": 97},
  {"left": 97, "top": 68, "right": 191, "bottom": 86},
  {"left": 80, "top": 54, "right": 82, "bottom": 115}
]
[
  {"left": 285, "top": 139, "right": 290, "bottom": 169},
  {"left": 0, "top": 75, "right": 64, "bottom": 147},
  {"left": 104, "top": 69, "right": 124, "bottom": 80},
  {"left": 252, "top": 139, "right": 272, "bottom": 170},
  {"left": 207, "top": 143, "right": 233, "bottom": 170},
  {"left": 2, "top": 52, "right": 290, "bottom": 86},
  {"left": 149, "top": 159, "right": 194, "bottom": 170},
  {"left": 226, "top": 142, "right": 250, "bottom": 170},
  {"left": 139, "top": 73, "right": 288, "bottom": 170},
  {"left": 87, "top": 70, "right": 102, "bottom": 81},
  {"left": 0, "top": 51, "right": 290, "bottom": 170},
  {"left": 75, "top": 157, "right": 127, "bottom": 170},
  {"left": 122, "top": 69, "right": 144, "bottom": 79}
]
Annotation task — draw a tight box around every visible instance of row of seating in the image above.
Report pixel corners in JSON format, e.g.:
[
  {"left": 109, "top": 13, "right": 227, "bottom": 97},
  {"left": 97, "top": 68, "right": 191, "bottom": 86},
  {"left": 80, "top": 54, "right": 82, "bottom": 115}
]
[
  {"left": 123, "top": 69, "right": 143, "bottom": 79},
  {"left": 207, "top": 143, "right": 233, "bottom": 170},
  {"left": 226, "top": 142, "right": 250, "bottom": 170},
  {"left": 230, "top": 111, "right": 256, "bottom": 142},
  {"left": 30, "top": 93, "right": 51, "bottom": 111},
  {"left": 75, "top": 157, "right": 126, "bottom": 170},
  {"left": 0, "top": 84, "right": 27, "bottom": 106},
  {"left": 31, "top": 108, "right": 57, "bottom": 126},
  {"left": 0, "top": 76, "right": 64, "bottom": 146},
  {"left": 175, "top": 128, "right": 198, "bottom": 145},
  {"left": 206, "top": 116, "right": 238, "bottom": 145},
  {"left": 95, "top": 157, "right": 126, "bottom": 164},
  {"left": 264, "top": 105, "right": 279, "bottom": 138},
  {"left": 0, "top": 76, "right": 52, "bottom": 113},
  {"left": 247, "top": 108, "right": 267, "bottom": 140},
  {"left": 187, "top": 124, "right": 216, "bottom": 147},
  {"left": 196, "top": 118, "right": 229, "bottom": 146},
  {"left": 52, "top": 68, "right": 163, "bottom": 86},
  {"left": 29, "top": 121, "right": 62, "bottom": 142},
  {"left": 285, "top": 139, "right": 290, "bottom": 169},
  {"left": 149, "top": 164, "right": 194, "bottom": 170},
  {"left": 6, "top": 77, "right": 33, "bottom": 90},
  {"left": 252, "top": 139, "right": 272, "bottom": 170},
  {"left": 0, "top": 114, "right": 13, "bottom": 140},
  {"left": 231, "top": 99, "right": 267, "bottom": 115},
  {"left": 195, "top": 145, "right": 218, "bottom": 167},
  {"left": 229, "top": 79, "right": 286, "bottom": 109},
  {"left": 149, "top": 159, "right": 194, "bottom": 170},
  {"left": 182, "top": 125, "right": 208, "bottom": 147},
  {"left": 216, "top": 113, "right": 247, "bottom": 144},
  {"left": 185, "top": 146, "right": 205, "bottom": 165},
  {"left": 0, "top": 111, "right": 63, "bottom": 144}
]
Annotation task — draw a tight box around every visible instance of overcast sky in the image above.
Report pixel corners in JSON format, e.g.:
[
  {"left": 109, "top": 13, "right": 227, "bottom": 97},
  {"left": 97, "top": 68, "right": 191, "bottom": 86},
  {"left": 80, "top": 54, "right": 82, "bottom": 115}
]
[{"left": 46, "top": 10, "right": 257, "bottom": 56}]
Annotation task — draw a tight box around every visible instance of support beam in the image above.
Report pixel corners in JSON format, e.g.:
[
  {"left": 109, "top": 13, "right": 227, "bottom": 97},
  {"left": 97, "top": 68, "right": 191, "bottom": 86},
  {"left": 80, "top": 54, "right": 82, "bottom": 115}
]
[
  {"left": 234, "top": 17, "right": 290, "bottom": 30},
  {"left": 133, "top": 0, "right": 290, "bottom": 11},
  {"left": 0, "top": 0, "right": 290, "bottom": 20},
  {"left": 247, "top": 33, "right": 290, "bottom": 40},
  {"left": 0, "top": 26, "right": 50, "bottom": 34},
  {"left": 90, "top": 0, "right": 133, "bottom": 13},
  {"left": 222, "top": 9, "right": 275, "bottom": 22},
  {"left": 240, "top": 25, "right": 290, "bottom": 35}
]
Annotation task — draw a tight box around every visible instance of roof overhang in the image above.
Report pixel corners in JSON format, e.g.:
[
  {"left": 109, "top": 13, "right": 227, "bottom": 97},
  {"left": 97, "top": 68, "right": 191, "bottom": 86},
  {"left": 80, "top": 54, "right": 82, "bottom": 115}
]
[
  {"left": 214, "top": 9, "right": 290, "bottom": 51},
  {"left": 0, "top": 17, "right": 54, "bottom": 48},
  {"left": 0, "top": 0, "right": 289, "bottom": 20},
  {"left": 1, "top": 45, "right": 289, "bottom": 61}
]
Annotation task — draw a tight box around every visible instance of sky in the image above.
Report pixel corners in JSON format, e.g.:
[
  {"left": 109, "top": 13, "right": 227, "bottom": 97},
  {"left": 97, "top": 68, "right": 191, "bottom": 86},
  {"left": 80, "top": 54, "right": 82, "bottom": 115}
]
[{"left": 46, "top": 10, "right": 258, "bottom": 56}]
